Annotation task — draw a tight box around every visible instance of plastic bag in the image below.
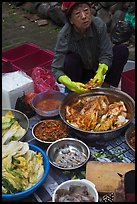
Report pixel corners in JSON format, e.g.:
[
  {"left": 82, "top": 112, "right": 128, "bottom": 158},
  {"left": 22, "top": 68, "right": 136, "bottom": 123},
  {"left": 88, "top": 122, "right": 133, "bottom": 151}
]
[
  {"left": 31, "top": 67, "right": 59, "bottom": 93},
  {"left": 15, "top": 92, "right": 36, "bottom": 118},
  {"left": 111, "top": 20, "right": 134, "bottom": 44},
  {"left": 124, "top": 9, "right": 135, "bottom": 30}
]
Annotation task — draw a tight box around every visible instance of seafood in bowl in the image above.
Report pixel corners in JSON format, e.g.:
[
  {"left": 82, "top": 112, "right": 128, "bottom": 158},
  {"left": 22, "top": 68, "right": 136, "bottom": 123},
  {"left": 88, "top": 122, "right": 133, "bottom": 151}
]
[
  {"left": 46, "top": 138, "right": 90, "bottom": 170},
  {"left": 52, "top": 179, "right": 98, "bottom": 202}
]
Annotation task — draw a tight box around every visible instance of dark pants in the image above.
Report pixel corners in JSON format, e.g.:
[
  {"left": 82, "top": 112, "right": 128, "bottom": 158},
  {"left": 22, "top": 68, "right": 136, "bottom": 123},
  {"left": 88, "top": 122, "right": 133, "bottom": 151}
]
[{"left": 63, "top": 44, "right": 129, "bottom": 87}]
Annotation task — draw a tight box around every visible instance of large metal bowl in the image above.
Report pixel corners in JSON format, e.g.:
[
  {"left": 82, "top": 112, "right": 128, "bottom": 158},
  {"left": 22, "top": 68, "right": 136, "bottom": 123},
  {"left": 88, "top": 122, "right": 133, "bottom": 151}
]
[{"left": 59, "top": 88, "right": 135, "bottom": 142}]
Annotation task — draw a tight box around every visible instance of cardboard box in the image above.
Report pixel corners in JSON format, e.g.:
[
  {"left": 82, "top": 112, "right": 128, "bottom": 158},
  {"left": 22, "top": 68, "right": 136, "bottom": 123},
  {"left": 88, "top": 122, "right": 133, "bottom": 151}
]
[
  {"left": 121, "top": 69, "right": 135, "bottom": 100},
  {"left": 2, "top": 71, "right": 34, "bottom": 109}
]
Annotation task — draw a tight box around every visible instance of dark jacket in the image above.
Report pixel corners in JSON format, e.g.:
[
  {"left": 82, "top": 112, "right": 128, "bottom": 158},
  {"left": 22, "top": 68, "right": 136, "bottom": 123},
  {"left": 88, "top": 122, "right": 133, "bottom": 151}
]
[{"left": 51, "top": 16, "right": 113, "bottom": 81}]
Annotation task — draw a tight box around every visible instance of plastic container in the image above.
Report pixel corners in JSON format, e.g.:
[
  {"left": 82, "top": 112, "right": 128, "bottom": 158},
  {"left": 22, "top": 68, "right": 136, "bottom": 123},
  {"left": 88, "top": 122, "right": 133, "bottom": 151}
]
[
  {"left": 2, "top": 60, "right": 13, "bottom": 73},
  {"left": 2, "top": 143, "right": 50, "bottom": 201},
  {"left": 10, "top": 49, "right": 54, "bottom": 76},
  {"left": 2, "top": 71, "right": 34, "bottom": 109},
  {"left": 52, "top": 179, "right": 99, "bottom": 202},
  {"left": 31, "top": 90, "right": 66, "bottom": 117},
  {"left": 2, "top": 43, "right": 40, "bottom": 73},
  {"left": 121, "top": 69, "right": 135, "bottom": 99},
  {"left": 123, "top": 60, "right": 135, "bottom": 72}
]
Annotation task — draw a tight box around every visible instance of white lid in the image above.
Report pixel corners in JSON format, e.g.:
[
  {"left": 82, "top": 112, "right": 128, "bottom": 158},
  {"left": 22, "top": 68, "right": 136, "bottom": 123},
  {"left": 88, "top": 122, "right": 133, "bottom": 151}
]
[{"left": 2, "top": 71, "right": 33, "bottom": 91}]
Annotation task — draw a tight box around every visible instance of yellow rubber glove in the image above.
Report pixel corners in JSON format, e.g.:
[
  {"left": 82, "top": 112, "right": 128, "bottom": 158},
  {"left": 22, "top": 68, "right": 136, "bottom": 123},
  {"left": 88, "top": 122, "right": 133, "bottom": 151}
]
[
  {"left": 92, "top": 63, "right": 108, "bottom": 84},
  {"left": 58, "top": 75, "right": 88, "bottom": 94}
]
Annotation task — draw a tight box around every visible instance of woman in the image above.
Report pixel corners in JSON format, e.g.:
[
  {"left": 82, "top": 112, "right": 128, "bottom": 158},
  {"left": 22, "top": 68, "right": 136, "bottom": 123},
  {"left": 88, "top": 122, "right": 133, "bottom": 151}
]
[{"left": 51, "top": 2, "right": 129, "bottom": 93}]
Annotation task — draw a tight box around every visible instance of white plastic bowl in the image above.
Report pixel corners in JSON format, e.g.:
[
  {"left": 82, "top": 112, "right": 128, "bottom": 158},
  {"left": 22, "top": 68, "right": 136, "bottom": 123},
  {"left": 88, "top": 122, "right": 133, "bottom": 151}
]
[{"left": 52, "top": 179, "right": 99, "bottom": 202}]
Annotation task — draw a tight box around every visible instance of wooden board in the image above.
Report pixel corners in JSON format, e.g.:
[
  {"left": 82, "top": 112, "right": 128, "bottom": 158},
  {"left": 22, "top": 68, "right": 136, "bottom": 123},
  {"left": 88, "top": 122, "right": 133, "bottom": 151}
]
[{"left": 86, "top": 161, "right": 135, "bottom": 193}]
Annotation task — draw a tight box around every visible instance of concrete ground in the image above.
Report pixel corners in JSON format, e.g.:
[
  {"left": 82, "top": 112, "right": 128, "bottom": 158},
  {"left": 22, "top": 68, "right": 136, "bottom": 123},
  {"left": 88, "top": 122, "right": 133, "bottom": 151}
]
[
  {"left": 2, "top": 2, "right": 135, "bottom": 58},
  {"left": 2, "top": 2, "right": 61, "bottom": 52},
  {"left": 2, "top": 2, "right": 135, "bottom": 91}
]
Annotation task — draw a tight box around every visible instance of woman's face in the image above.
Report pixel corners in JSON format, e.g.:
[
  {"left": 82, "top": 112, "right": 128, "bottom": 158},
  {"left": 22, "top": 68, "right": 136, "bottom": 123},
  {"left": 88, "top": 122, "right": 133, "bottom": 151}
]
[{"left": 69, "top": 3, "right": 92, "bottom": 33}]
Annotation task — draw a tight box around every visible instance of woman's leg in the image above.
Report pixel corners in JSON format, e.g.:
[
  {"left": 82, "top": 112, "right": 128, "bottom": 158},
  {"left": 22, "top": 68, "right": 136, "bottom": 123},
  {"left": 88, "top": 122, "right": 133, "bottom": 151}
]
[
  {"left": 104, "top": 44, "right": 129, "bottom": 87},
  {"left": 63, "top": 52, "right": 84, "bottom": 82},
  {"left": 63, "top": 52, "right": 95, "bottom": 83},
  {"left": 63, "top": 53, "right": 85, "bottom": 93}
]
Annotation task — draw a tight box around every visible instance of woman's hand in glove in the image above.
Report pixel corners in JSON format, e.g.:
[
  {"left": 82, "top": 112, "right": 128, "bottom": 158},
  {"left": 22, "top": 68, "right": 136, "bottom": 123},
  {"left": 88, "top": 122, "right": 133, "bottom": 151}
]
[
  {"left": 58, "top": 75, "right": 89, "bottom": 94},
  {"left": 92, "top": 63, "right": 108, "bottom": 84}
]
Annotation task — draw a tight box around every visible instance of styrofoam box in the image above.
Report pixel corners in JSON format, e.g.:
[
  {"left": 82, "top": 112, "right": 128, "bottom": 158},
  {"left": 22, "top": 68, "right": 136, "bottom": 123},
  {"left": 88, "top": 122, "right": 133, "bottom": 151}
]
[{"left": 2, "top": 71, "right": 34, "bottom": 109}]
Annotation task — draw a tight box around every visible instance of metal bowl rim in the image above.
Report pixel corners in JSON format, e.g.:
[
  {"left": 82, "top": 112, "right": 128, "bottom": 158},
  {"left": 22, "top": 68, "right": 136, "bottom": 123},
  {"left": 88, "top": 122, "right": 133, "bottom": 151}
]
[
  {"left": 52, "top": 179, "right": 99, "bottom": 202},
  {"left": 125, "top": 124, "right": 135, "bottom": 152},
  {"left": 2, "top": 143, "right": 50, "bottom": 200},
  {"left": 2, "top": 108, "right": 29, "bottom": 135},
  {"left": 46, "top": 137, "right": 90, "bottom": 170},
  {"left": 32, "top": 120, "right": 69, "bottom": 144},
  {"left": 59, "top": 87, "right": 135, "bottom": 134}
]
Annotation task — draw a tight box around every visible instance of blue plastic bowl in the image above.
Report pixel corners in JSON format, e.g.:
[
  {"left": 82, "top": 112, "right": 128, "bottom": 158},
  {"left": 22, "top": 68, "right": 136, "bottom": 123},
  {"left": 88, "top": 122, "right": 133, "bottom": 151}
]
[{"left": 2, "top": 144, "right": 50, "bottom": 201}]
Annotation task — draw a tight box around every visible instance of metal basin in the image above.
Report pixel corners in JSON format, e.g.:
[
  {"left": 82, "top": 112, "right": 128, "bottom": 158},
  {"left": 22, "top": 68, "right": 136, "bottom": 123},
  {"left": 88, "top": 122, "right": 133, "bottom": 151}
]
[
  {"left": 46, "top": 138, "right": 90, "bottom": 170},
  {"left": 125, "top": 124, "right": 135, "bottom": 152},
  {"left": 59, "top": 88, "right": 135, "bottom": 142}
]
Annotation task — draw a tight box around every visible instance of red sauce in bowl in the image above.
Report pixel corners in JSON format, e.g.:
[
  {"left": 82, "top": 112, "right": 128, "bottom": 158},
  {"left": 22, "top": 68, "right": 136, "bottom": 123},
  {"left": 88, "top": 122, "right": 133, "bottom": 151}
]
[
  {"left": 33, "top": 120, "right": 68, "bottom": 142},
  {"left": 35, "top": 98, "right": 61, "bottom": 111}
]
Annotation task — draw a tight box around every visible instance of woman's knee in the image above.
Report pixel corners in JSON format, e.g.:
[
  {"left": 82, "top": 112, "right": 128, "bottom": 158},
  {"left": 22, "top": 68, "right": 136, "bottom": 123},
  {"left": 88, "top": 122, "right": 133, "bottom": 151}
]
[
  {"left": 64, "top": 53, "right": 83, "bottom": 67},
  {"left": 64, "top": 53, "right": 84, "bottom": 81},
  {"left": 113, "top": 44, "right": 129, "bottom": 60}
]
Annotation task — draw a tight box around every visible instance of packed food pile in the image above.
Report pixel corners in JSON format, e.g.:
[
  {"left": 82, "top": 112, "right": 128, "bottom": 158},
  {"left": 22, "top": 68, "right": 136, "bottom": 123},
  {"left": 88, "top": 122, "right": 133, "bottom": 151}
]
[
  {"left": 65, "top": 95, "right": 129, "bottom": 131},
  {"left": 2, "top": 141, "right": 44, "bottom": 194}
]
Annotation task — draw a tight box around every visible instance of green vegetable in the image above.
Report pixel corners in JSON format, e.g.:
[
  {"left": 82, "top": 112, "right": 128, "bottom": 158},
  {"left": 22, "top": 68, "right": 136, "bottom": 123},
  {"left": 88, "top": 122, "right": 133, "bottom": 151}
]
[
  {"left": 2, "top": 121, "right": 26, "bottom": 145},
  {"left": 2, "top": 118, "right": 16, "bottom": 130},
  {"left": 71, "top": 175, "right": 78, "bottom": 180},
  {"left": 81, "top": 170, "right": 86, "bottom": 178},
  {"left": 7, "top": 168, "right": 24, "bottom": 179},
  {"left": 12, "top": 156, "right": 20, "bottom": 165},
  {"left": 2, "top": 141, "right": 44, "bottom": 194},
  {"left": 91, "top": 148, "right": 125, "bottom": 161},
  {"left": 2, "top": 111, "right": 16, "bottom": 130},
  {"left": 2, "top": 177, "right": 18, "bottom": 194},
  {"left": 2, "top": 171, "right": 23, "bottom": 192}
]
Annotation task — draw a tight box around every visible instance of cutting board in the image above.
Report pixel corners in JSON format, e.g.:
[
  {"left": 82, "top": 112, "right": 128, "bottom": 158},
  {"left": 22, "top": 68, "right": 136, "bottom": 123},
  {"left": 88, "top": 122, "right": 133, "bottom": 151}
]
[{"left": 86, "top": 161, "right": 135, "bottom": 193}]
